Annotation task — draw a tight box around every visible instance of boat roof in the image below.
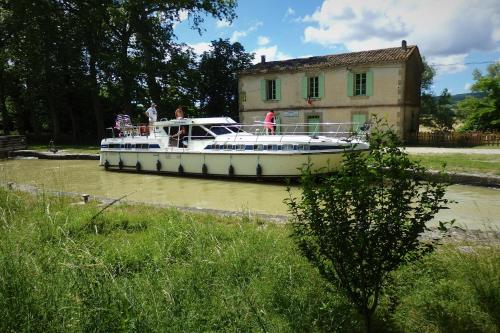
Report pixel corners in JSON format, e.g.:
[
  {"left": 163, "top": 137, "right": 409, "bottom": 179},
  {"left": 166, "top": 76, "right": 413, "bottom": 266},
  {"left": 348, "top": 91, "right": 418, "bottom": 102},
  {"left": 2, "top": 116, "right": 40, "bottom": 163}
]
[{"left": 155, "top": 117, "right": 237, "bottom": 126}]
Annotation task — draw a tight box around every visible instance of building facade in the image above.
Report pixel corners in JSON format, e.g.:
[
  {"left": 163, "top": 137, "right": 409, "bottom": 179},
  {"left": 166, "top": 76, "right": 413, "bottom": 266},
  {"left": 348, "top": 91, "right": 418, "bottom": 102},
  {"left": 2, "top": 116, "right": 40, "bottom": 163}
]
[{"left": 238, "top": 41, "right": 423, "bottom": 141}]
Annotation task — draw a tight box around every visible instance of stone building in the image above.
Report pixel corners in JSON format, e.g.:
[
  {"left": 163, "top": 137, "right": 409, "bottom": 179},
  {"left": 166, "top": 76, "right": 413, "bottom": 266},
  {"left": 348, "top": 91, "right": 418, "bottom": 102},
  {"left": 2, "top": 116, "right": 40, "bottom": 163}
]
[{"left": 238, "top": 41, "right": 423, "bottom": 141}]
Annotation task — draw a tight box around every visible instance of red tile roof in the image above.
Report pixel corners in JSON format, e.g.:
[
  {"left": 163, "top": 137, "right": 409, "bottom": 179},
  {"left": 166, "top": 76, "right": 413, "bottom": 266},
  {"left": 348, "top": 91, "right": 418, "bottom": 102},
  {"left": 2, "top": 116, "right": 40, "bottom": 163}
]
[{"left": 241, "top": 45, "right": 419, "bottom": 75}]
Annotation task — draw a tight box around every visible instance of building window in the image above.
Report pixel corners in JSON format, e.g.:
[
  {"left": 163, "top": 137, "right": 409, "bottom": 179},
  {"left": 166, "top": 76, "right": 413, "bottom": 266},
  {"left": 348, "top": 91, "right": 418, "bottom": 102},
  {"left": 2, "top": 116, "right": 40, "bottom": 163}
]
[
  {"left": 355, "top": 73, "right": 367, "bottom": 96},
  {"left": 266, "top": 80, "right": 276, "bottom": 100},
  {"left": 308, "top": 76, "right": 319, "bottom": 98}
]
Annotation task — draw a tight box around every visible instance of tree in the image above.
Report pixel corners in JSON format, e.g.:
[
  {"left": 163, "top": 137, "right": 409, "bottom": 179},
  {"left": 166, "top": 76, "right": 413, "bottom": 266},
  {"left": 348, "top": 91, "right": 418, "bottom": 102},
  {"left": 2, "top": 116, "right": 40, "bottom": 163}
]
[
  {"left": 286, "top": 120, "right": 451, "bottom": 333},
  {"left": 198, "top": 39, "right": 254, "bottom": 119},
  {"left": 457, "top": 62, "right": 500, "bottom": 131},
  {"left": 419, "top": 58, "right": 456, "bottom": 132},
  {"left": 423, "top": 88, "right": 455, "bottom": 132},
  {"left": 419, "top": 57, "right": 437, "bottom": 119},
  {"left": 0, "top": 0, "right": 238, "bottom": 142}
]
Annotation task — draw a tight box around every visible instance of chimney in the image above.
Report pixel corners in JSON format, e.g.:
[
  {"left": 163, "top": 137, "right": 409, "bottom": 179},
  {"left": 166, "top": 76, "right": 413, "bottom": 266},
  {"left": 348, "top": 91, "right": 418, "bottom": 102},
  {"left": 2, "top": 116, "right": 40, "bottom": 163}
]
[
  {"left": 401, "top": 40, "right": 407, "bottom": 51},
  {"left": 261, "top": 55, "right": 266, "bottom": 63}
]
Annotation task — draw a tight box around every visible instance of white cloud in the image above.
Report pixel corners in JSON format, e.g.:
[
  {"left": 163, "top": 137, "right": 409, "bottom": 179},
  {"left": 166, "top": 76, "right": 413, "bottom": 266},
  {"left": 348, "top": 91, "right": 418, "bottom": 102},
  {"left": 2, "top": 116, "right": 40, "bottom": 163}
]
[
  {"left": 429, "top": 54, "right": 468, "bottom": 74},
  {"left": 283, "top": 7, "right": 295, "bottom": 20},
  {"left": 252, "top": 45, "right": 292, "bottom": 64},
  {"left": 173, "top": 9, "right": 189, "bottom": 29},
  {"left": 464, "top": 83, "right": 472, "bottom": 91},
  {"left": 188, "top": 42, "right": 212, "bottom": 55},
  {"left": 302, "top": 0, "right": 500, "bottom": 72},
  {"left": 230, "top": 21, "right": 263, "bottom": 43},
  {"left": 216, "top": 19, "right": 231, "bottom": 28},
  {"left": 178, "top": 10, "right": 189, "bottom": 22},
  {"left": 257, "top": 36, "right": 270, "bottom": 46}
]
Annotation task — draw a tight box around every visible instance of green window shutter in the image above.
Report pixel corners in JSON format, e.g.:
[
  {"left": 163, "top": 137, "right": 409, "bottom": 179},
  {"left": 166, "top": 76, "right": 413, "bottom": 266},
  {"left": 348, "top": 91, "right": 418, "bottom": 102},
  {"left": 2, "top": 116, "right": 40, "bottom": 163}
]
[
  {"left": 260, "top": 79, "right": 266, "bottom": 101},
  {"left": 318, "top": 73, "right": 325, "bottom": 98},
  {"left": 275, "top": 78, "right": 281, "bottom": 101},
  {"left": 301, "top": 76, "right": 308, "bottom": 99},
  {"left": 366, "top": 70, "right": 373, "bottom": 96},
  {"left": 347, "top": 72, "right": 354, "bottom": 97}
]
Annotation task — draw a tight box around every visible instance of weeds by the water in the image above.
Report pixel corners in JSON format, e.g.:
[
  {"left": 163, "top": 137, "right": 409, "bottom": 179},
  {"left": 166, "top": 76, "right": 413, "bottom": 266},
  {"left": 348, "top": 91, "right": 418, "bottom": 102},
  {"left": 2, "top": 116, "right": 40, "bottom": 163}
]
[{"left": 0, "top": 188, "right": 498, "bottom": 332}]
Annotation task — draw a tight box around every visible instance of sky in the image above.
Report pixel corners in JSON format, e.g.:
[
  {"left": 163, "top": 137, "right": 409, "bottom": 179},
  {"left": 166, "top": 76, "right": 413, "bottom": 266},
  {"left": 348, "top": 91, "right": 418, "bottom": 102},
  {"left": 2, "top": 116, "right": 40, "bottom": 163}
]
[{"left": 174, "top": 0, "right": 500, "bottom": 95}]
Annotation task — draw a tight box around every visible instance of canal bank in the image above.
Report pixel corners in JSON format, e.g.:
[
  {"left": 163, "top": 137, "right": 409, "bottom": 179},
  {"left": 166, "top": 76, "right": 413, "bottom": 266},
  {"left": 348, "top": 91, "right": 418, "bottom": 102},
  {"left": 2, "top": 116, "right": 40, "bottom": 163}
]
[{"left": 2, "top": 181, "right": 498, "bottom": 244}]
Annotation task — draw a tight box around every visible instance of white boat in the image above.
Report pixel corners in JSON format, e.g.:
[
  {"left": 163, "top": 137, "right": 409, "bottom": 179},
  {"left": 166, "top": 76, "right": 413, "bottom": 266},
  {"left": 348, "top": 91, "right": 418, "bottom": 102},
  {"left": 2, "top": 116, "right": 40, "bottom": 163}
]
[{"left": 99, "top": 117, "right": 369, "bottom": 178}]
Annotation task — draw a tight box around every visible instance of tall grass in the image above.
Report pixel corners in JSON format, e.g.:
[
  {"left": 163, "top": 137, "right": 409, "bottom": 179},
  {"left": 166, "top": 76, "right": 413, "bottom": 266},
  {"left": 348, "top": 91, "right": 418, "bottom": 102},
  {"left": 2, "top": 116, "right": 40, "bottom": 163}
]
[{"left": 0, "top": 188, "right": 498, "bottom": 332}]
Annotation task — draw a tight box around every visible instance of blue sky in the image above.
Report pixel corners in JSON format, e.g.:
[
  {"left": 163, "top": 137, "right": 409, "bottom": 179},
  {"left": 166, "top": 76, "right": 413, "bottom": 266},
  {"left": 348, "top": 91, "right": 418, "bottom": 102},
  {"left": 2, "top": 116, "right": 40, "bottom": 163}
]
[{"left": 175, "top": 0, "right": 500, "bottom": 95}]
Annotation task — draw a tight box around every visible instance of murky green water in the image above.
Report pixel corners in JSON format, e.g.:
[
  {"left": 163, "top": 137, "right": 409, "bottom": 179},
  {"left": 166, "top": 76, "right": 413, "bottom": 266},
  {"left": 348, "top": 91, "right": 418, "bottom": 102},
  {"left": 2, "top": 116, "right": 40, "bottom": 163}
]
[{"left": 1, "top": 158, "right": 499, "bottom": 230}]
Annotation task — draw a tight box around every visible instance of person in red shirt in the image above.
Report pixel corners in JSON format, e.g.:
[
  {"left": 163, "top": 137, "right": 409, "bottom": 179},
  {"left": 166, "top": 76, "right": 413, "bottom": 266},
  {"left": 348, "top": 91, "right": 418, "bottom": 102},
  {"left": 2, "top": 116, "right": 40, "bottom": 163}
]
[{"left": 264, "top": 110, "right": 275, "bottom": 135}]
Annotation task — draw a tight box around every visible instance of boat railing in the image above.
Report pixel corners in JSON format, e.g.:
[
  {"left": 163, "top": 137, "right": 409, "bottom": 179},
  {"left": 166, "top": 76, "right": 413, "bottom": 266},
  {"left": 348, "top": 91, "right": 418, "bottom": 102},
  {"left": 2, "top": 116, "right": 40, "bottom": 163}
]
[
  {"left": 239, "top": 122, "right": 369, "bottom": 140},
  {"left": 104, "top": 124, "right": 155, "bottom": 139}
]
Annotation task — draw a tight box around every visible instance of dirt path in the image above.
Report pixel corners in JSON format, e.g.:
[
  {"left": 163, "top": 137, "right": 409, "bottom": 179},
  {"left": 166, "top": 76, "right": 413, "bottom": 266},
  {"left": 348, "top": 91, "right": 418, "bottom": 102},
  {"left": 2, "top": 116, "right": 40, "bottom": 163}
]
[{"left": 405, "top": 147, "right": 500, "bottom": 154}]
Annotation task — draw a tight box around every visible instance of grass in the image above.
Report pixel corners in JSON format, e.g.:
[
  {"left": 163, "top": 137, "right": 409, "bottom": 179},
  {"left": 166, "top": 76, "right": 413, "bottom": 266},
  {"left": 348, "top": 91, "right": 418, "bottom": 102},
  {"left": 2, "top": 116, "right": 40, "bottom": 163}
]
[
  {"left": 27, "top": 144, "right": 100, "bottom": 154},
  {"left": 0, "top": 188, "right": 499, "bottom": 332},
  {"left": 410, "top": 153, "right": 500, "bottom": 176}
]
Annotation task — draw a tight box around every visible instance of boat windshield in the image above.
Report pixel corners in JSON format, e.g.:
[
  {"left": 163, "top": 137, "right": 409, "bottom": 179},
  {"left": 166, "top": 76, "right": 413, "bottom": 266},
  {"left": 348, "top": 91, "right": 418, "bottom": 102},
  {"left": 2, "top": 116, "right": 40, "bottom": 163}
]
[{"left": 208, "top": 125, "right": 245, "bottom": 135}]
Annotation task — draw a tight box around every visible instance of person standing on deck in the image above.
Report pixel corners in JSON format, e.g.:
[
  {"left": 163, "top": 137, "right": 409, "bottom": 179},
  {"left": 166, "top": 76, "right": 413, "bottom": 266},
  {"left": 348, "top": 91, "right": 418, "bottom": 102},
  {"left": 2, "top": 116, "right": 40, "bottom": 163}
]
[
  {"left": 145, "top": 103, "right": 157, "bottom": 125},
  {"left": 264, "top": 110, "right": 275, "bottom": 135},
  {"left": 175, "top": 106, "right": 184, "bottom": 119}
]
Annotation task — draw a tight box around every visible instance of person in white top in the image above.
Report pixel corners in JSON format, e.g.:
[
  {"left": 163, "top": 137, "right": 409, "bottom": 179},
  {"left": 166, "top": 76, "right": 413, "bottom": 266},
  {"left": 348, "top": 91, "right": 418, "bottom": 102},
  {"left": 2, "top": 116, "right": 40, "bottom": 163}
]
[
  {"left": 144, "top": 103, "right": 157, "bottom": 135},
  {"left": 145, "top": 103, "right": 157, "bottom": 123}
]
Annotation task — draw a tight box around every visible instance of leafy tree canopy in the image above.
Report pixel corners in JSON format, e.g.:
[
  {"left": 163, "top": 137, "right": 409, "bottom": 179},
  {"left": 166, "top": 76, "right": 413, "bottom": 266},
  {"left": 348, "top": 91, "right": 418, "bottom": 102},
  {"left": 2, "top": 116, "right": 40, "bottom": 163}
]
[
  {"left": 198, "top": 39, "right": 254, "bottom": 119},
  {"left": 457, "top": 62, "right": 500, "bottom": 132},
  {"left": 0, "top": 0, "right": 239, "bottom": 142}
]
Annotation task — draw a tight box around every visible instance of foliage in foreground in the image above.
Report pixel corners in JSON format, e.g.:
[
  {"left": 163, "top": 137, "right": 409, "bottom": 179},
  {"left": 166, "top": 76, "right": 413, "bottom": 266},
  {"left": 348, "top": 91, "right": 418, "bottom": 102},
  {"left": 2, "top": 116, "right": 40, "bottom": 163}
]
[
  {"left": 0, "top": 188, "right": 499, "bottom": 332},
  {"left": 287, "top": 122, "right": 451, "bottom": 332}
]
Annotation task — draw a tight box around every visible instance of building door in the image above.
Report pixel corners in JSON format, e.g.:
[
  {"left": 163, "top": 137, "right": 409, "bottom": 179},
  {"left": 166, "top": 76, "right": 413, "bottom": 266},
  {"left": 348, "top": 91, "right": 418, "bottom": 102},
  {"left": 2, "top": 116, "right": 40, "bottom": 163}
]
[
  {"left": 351, "top": 113, "right": 367, "bottom": 132},
  {"left": 307, "top": 115, "right": 320, "bottom": 136}
]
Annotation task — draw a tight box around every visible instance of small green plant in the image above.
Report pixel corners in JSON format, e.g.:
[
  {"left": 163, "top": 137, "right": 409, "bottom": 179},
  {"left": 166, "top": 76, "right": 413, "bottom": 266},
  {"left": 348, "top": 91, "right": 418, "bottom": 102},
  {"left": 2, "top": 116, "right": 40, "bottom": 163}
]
[{"left": 286, "top": 119, "right": 452, "bottom": 333}]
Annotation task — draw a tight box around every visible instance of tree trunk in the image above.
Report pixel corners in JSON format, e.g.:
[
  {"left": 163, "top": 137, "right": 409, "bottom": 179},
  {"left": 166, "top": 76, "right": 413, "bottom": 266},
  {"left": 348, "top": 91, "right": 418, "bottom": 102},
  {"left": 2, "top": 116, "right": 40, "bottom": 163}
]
[
  {"left": 363, "top": 309, "right": 372, "bottom": 333},
  {"left": 89, "top": 55, "right": 105, "bottom": 140},
  {"left": 135, "top": 11, "right": 162, "bottom": 109},
  {"left": 0, "top": 63, "right": 11, "bottom": 135},
  {"left": 46, "top": 90, "right": 61, "bottom": 141}
]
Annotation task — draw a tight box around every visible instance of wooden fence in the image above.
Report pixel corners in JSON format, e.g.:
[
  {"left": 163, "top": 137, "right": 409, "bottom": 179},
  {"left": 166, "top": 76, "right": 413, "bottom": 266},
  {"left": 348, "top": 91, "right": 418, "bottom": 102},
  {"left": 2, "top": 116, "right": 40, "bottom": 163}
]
[
  {"left": 407, "top": 132, "right": 500, "bottom": 147},
  {"left": 0, "top": 135, "right": 27, "bottom": 157}
]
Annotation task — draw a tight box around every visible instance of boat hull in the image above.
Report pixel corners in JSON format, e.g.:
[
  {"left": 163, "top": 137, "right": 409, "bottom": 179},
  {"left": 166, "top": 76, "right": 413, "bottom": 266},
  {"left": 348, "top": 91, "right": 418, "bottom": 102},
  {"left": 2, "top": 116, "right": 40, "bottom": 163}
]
[{"left": 99, "top": 150, "right": 353, "bottom": 178}]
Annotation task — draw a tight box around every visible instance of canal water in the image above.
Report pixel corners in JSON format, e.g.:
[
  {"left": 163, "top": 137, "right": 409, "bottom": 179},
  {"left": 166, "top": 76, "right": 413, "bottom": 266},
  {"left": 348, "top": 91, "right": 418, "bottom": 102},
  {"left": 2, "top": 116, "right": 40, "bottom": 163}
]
[{"left": 1, "top": 159, "right": 499, "bottom": 231}]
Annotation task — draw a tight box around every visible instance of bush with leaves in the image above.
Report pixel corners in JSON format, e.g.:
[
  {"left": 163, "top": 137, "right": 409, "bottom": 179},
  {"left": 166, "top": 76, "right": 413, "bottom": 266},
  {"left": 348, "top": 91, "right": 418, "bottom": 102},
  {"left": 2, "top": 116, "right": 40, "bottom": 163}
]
[{"left": 286, "top": 121, "right": 452, "bottom": 333}]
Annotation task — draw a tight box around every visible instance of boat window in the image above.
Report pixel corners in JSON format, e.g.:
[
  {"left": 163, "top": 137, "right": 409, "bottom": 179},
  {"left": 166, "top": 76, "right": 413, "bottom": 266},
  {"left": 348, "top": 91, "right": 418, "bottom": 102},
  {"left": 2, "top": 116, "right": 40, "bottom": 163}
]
[
  {"left": 238, "top": 144, "right": 245, "bottom": 151},
  {"left": 277, "top": 145, "right": 282, "bottom": 150},
  {"left": 267, "top": 144, "right": 273, "bottom": 150},
  {"left": 257, "top": 144, "right": 264, "bottom": 151},
  {"left": 293, "top": 145, "right": 298, "bottom": 150},
  {"left": 209, "top": 126, "right": 231, "bottom": 135},
  {"left": 191, "top": 125, "right": 213, "bottom": 140},
  {"left": 207, "top": 124, "right": 245, "bottom": 135},
  {"left": 272, "top": 145, "right": 278, "bottom": 151},
  {"left": 283, "top": 144, "right": 292, "bottom": 151}
]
